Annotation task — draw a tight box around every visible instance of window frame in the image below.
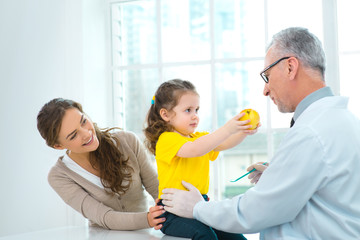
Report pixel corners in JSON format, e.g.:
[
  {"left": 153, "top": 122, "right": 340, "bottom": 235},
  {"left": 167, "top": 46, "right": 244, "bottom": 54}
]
[{"left": 107, "top": 0, "right": 341, "bottom": 200}]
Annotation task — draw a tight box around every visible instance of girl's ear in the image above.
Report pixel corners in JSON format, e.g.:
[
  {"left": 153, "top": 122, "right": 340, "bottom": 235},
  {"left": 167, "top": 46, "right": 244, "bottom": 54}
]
[
  {"left": 53, "top": 143, "right": 65, "bottom": 150},
  {"left": 159, "top": 108, "right": 171, "bottom": 122}
]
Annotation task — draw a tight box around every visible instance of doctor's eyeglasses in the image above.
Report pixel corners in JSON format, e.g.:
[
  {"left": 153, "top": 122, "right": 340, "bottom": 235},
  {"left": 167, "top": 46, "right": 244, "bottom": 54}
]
[{"left": 260, "top": 56, "right": 291, "bottom": 83}]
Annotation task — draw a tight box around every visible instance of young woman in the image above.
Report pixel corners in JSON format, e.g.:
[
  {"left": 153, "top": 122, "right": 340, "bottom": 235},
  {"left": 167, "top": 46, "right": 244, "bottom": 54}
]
[
  {"left": 144, "top": 79, "right": 259, "bottom": 240},
  {"left": 37, "top": 98, "right": 165, "bottom": 230}
]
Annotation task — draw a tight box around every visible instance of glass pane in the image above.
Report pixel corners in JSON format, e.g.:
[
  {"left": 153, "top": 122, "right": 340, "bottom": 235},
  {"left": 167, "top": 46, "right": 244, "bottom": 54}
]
[
  {"left": 111, "top": 1, "right": 157, "bottom": 66},
  {"left": 339, "top": 54, "right": 360, "bottom": 118},
  {"left": 214, "top": 0, "right": 265, "bottom": 58},
  {"left": 221, "top": 128, "right": 287, "bottom": 198},
  {"left": 266, "top": 0, "right": 322, "bottom": 129},
  {"left": 163, "top": 65, "right": 212, "bottom": 131},
  {"left": 338, "top": 1, "right": 360, "bottom": 119},
  {"left": 113, "top": 69, "right": 159, "bottom": 135},
  {"left": 161, "top": 0, "right": 210, "bottom": 62},
  {"left": 267, "top": 0, "right": 323, "bottom": 42},
  {"left": 222, "top": 152, "right": 268, "bottom": 198},
  {"left": 270, "top": 102, "right": 293, "bottom": 129},
  {"left": 337, "top": 0, "right": 360, "bottom": 52},
  {"left": 215, "top": 61, "right": 268, "bottom": 198},
  {"left": 113, "top": 71, "right": 125, "bottom": 128},
  {"left": 215, "top": 61, "right": 267, "bottom": 128}
]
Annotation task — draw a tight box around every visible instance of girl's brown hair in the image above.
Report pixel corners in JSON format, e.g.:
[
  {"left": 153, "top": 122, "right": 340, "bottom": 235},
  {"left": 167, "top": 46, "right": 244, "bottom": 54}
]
[
  {"left": 144, "top": 79, "right": 198, "bottom": 155},
  {"left": 37, "top": 98, "right": 133, "bottom": 194}
]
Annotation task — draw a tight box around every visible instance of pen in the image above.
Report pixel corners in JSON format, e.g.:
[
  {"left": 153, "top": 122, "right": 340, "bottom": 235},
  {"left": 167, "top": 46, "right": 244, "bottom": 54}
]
[{"left": 230, "top": 162, "right": 267, "bottom": 182}]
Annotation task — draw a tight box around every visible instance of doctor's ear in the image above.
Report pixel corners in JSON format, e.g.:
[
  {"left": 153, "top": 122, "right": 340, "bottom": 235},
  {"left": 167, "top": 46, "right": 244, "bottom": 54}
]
[
  {"left": 159, "top": 108, "right": 171, "bottom": 122},
  {"left": 287, "top": 57, "right": 299, "bottom": 80},
  {"left": 53, "top": 143, "right": 65, "bottom": 150}
]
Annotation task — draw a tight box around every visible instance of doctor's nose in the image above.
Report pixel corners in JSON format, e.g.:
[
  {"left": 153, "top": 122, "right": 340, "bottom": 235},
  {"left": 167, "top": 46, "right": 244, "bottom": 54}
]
[{"left": 263, "top": 84, "right": 270, "bottom": 96}]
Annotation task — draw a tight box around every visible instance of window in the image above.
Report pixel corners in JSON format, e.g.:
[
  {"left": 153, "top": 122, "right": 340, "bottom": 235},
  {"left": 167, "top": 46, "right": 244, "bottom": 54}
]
[
  {"left": 337, "top": 0, "right": 360, "bottom": 118},
  {"left": 110, "top": 0, "right": 342, "bottom": 200}
]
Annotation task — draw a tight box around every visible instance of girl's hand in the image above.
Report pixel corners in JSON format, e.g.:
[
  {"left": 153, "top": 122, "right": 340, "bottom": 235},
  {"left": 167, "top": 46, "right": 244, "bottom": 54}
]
[
  {"left": 223, "top": 113, "right": 252, "bottom": 135},
  {"left": 244, "top": 122, "right": 261, "bottom": 135},
  {"left": 147, "top": 199, "right": 166, "bottom": 230},
  {"left": 247, "top": 161, "right": 268, "bottom": 184}
]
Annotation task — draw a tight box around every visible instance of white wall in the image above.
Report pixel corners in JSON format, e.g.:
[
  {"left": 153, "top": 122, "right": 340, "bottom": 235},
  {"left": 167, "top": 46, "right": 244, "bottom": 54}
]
[{"left": 0, "top": 0, "right": 110, "bottom": 236}]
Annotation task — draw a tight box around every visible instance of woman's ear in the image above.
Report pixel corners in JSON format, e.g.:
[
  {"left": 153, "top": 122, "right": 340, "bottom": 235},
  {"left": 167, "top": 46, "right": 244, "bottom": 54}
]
[
  {"left": 53, "top": 143, "right": 65, "bottom": 150},
  {"left": 159, "top": 108, "right": 170, "bottom": 122}
]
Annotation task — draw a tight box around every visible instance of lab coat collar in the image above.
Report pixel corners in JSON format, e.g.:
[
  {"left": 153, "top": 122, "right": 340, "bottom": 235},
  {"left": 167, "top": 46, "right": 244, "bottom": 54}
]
[{"left": 293, "top": 86, "right": 334, "bottom": 122}]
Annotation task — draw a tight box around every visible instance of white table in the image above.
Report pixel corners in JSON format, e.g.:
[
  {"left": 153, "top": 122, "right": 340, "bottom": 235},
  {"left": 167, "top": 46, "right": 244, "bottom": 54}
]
[{"left": 0, "top": 226, "right": 259, "bottom": 240}]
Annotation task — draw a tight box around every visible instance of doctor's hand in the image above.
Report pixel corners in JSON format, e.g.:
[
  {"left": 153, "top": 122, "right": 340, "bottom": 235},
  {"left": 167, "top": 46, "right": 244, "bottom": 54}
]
[
  {"left": 161, "top": 181, "right": 204, "bottom": 219},
  {"left": 247, "top": 162, "right": 269, "bottom": 184}
]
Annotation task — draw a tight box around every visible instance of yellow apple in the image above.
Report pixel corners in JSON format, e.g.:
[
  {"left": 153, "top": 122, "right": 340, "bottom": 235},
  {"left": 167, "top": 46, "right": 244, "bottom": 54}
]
[{"left": 239, "top": 109, "right": 260, "bottom": 130}]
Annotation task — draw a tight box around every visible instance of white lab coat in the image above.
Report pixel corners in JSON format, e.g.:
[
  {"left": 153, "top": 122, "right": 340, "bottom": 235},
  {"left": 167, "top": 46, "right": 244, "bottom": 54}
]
[{"left": 194, "top": 96, "right": 360, "bottom": 239}]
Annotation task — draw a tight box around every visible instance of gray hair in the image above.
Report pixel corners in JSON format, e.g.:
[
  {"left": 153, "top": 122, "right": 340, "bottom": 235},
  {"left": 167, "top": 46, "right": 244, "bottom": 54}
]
[{"left": 267, "top": 27, "right": 326, "bottom": 77}]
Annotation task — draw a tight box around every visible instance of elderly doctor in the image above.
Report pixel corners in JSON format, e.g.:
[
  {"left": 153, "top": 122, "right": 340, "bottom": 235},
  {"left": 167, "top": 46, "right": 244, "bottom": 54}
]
[{"left": 160, "top": 27, "right": 360, "bottom": 239}]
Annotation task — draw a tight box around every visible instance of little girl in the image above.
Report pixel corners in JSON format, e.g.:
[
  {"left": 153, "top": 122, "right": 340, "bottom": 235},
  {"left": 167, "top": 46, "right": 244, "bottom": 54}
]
[{"left": 144, "top": 79, "right": 258, "bottom": 240}]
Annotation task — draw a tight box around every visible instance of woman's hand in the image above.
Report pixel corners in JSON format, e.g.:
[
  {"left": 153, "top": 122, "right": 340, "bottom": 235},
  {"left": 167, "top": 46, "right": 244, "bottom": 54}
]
[
  {"left": 247, "top": 161, "right": 268, "bottom": 184},
  {"left": 147, "top": 199, "right": 166, "bottom": 230}
]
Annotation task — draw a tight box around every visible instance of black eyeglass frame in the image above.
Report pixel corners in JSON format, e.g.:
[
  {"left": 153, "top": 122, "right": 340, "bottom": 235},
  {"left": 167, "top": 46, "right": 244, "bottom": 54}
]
[{"left": 260, "top": 56, "right": 291, "bottom": 83}]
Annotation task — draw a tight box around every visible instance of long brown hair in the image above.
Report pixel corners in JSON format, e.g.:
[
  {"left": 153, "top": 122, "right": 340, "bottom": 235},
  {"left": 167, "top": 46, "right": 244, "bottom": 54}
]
[
  {"left": 37, "top": 98, "right": 133, "bottom": 194},
  {"left": 143, "top": 79, "right": 198, "bottom": 155}
]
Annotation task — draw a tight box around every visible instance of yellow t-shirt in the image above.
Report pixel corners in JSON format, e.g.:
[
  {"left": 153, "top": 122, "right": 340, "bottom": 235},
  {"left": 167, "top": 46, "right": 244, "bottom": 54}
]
[{"left": 155, "top": 131, "right": 219, "bottom": 199}]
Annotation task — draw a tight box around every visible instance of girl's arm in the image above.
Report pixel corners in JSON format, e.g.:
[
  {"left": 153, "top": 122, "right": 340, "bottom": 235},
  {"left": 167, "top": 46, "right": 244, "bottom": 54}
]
[
  {"left": 177, "top": 113, "right": 251, "bottom": 158},
  {"left": 214, "top": 126, "right": 258, "bottom": 151}
]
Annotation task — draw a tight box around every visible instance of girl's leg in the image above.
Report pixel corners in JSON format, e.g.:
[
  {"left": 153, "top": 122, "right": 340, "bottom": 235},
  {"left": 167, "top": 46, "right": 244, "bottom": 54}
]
[
  {"left": 160, "top": 212, "right": 218, "bottom": 240},
  {"left": 213, "top": 228, "right": 247, "bottom": 240}
]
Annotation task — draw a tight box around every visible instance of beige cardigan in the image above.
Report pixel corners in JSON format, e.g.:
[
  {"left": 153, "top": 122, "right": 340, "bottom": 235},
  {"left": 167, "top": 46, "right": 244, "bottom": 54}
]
[{"left": 48, "top": 131, "right": 159, "bottom": 230}]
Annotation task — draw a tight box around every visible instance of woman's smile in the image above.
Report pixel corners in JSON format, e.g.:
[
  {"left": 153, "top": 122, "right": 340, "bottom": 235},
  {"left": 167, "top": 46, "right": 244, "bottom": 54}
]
[{"left": 82, "top": 133, "right": 94, "bottom": 146}]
